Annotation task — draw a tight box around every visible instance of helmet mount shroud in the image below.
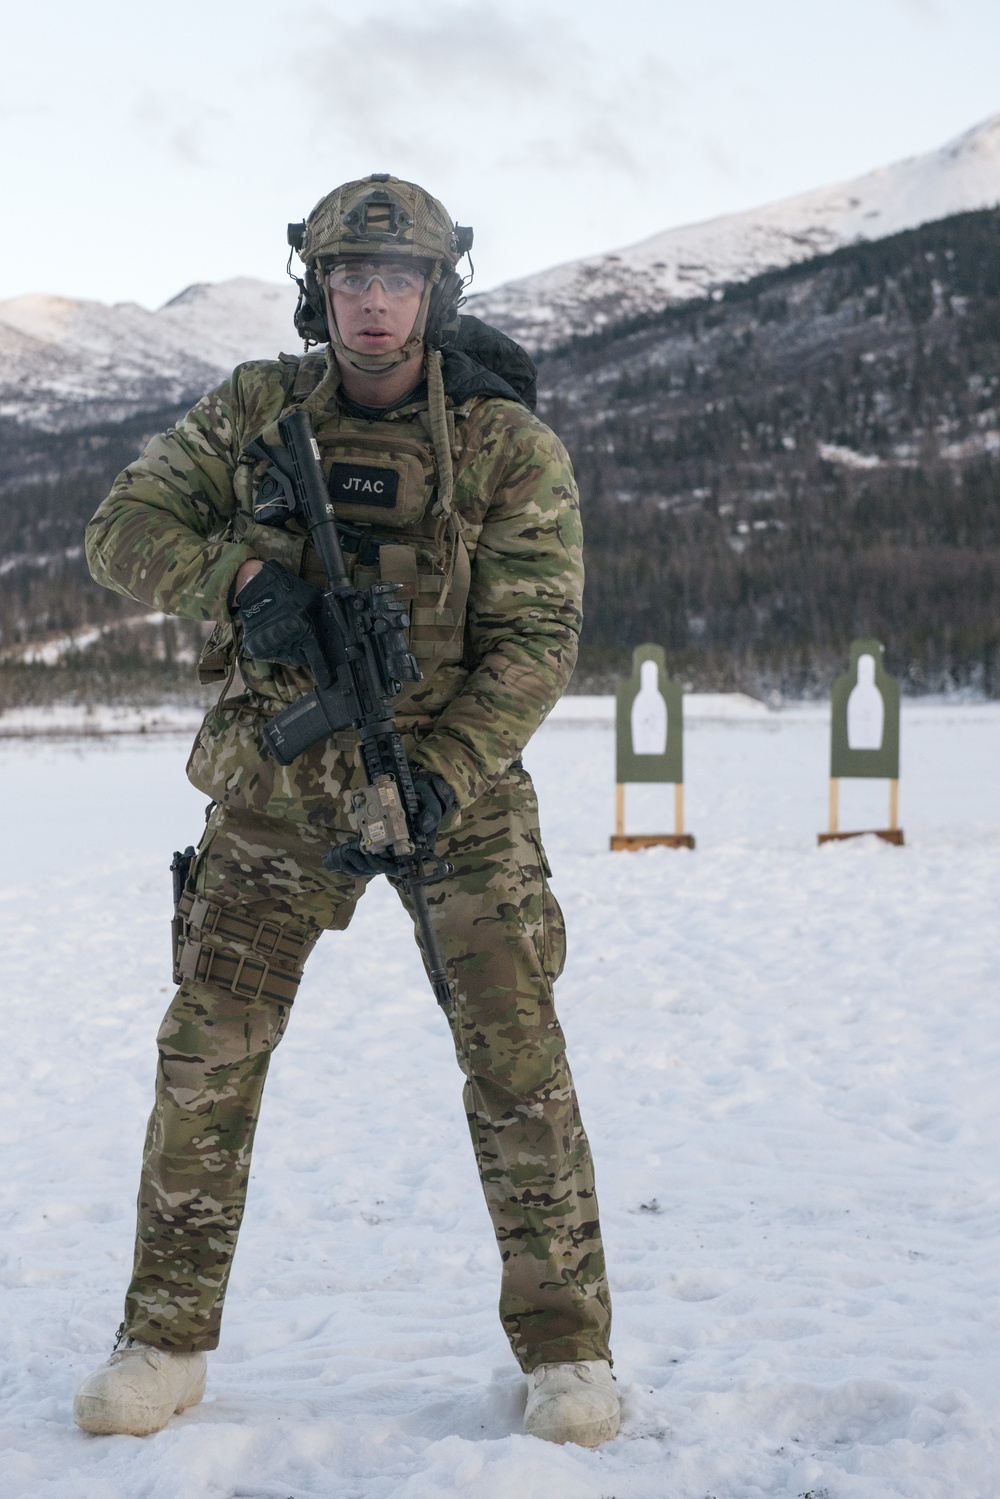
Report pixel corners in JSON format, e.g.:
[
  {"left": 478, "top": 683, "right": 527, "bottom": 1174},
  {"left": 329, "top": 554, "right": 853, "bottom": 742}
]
[
  {"left": 343, "top": 186, "right": 411, "bottom": 242},
  {"left": 287, "top": 174, "right": 475, "bottom": 370}
]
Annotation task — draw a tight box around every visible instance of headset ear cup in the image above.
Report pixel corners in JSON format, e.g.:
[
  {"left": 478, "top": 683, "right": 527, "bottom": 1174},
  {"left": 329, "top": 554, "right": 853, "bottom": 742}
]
[
  {"left": 292, "top": 268, "right": 331, "bottom": 345},
  {"left": 427, "top": 268, "right": 465, "bottom": 345}
]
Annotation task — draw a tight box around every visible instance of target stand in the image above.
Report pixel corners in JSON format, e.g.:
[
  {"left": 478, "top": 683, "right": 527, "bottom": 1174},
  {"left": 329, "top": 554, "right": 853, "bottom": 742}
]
[
  {"left": 610, "top": 644, "right": 696, "bottom": 852},
  {"left": 817, "top": 638, "right": 904, "bottom": 847},
  {"left": 818, "top": 776, "right": 903, "bottom": 846},
  {"left": 611, "top": 781, "right": 695, "bottom": 851}
]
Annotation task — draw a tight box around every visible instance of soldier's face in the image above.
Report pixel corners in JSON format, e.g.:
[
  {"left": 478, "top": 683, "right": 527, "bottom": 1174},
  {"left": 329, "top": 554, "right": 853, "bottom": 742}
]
[{"left": 329, "top": 265, "right": 425, "bottom": 356}]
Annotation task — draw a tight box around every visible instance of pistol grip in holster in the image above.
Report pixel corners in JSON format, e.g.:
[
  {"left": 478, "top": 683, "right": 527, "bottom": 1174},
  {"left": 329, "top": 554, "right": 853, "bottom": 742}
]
[{"left": 170, "top": 845, "right": 197, "bottom": 984}]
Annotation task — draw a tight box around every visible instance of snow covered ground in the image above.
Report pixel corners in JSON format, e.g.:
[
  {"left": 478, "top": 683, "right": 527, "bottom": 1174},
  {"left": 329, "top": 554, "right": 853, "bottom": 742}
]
[
  {"left": 0, "top": 700, "right": 209, "bottom": 739},
  {"left": 2, "top": 702, "right": 998, "bottom": 1498}
]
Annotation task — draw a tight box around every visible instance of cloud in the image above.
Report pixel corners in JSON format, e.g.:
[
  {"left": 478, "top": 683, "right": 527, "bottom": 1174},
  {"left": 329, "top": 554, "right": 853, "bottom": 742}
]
[
  {"left": 132, "top": 93, "right": 231, "bottom": 168},
  {"left": 891, "top": 0, "right": 940, "bottom": 17},
  {"left": 292, "top": 0, "right": 677, "bottom": 185},
  {"left": 0, "top": 103, "right": 50, "bottom": 124}
]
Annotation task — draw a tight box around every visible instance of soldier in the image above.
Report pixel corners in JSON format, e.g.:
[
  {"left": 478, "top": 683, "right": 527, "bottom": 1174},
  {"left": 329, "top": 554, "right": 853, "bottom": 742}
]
[{"left": 74, "top": 175, "right": 617, "bottom": 1447}]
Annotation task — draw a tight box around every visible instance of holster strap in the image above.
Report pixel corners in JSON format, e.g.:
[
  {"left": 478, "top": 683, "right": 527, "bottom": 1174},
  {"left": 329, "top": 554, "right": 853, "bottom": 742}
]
[{"left": 175, "top": 889, "right": 310, "bottom": 1004}]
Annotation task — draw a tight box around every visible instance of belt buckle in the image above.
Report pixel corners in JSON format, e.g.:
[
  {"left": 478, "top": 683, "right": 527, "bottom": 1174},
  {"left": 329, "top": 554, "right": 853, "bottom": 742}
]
[
  {"left": 252, "top": 920, "right": 281, "bottom": 956},
  {"left": 231, "top": 953, "right": 268, "bottom": 1001},
  {"left": 186, "top": 896, "right": 220, "bottom": 937},
  {"left": 178, "top": 939, "right": 211, "bottom": 985}
]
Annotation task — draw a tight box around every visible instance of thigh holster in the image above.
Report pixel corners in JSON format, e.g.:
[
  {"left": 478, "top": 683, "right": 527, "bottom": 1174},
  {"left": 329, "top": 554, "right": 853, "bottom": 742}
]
[{"left": 173, "top": 889, "right": 312, "bottom": 1004}]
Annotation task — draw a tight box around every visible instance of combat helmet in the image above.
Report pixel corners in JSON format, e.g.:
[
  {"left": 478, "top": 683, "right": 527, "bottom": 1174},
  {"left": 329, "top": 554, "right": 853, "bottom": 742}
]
[{"left": 287, "top": 173, "right": 474, "bottom": 372}]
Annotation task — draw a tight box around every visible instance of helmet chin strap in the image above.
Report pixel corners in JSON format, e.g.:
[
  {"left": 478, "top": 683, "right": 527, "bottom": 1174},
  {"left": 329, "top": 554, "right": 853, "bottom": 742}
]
[{"left": 322, "top": 264, "right": 440, "bottom": 376}]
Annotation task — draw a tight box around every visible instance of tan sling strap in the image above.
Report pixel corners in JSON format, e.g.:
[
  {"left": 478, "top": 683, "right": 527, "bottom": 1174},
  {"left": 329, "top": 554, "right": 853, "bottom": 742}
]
[{"left": 424, "top": 346, "right": 462, "bottom": 615}]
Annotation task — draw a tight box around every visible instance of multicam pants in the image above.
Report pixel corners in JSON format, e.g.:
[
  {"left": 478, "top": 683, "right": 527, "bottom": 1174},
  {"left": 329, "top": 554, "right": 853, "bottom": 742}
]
[{"left": 122, "top": 764, "right": 612, "bottom": 1373}]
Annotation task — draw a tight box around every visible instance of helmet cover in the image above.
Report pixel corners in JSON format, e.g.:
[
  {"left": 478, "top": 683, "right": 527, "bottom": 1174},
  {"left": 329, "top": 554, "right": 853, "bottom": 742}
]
[
  {"left": 289, "top": 174, "right": 474, "bottom": 360},
  {"left": 302, "top": 173, "right": 463, "bottom": 268}
]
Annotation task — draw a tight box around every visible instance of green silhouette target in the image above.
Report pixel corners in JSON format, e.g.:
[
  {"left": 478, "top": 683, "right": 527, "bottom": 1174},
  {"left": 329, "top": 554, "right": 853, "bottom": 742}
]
[
  {"left": 612, "top": 645, "right": 693, "bottom": 850},
  {"left": 820, "top": 638, "right": 903, "bottom": 845},
  {"left": 830, "top": 638, "right": 900, "bottom": 780}
]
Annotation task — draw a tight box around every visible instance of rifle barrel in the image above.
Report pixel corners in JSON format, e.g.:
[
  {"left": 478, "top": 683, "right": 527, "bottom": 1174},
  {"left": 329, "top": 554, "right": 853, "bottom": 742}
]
[{"left": 407, "top": 875, "right": 454, "bottom": 1009}]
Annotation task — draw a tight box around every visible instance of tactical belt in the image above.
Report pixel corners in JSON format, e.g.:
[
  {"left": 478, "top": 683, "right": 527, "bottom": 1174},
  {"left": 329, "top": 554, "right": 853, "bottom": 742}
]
[{"left": 174, "top": 889, "right": 310, "bottom": 1004}]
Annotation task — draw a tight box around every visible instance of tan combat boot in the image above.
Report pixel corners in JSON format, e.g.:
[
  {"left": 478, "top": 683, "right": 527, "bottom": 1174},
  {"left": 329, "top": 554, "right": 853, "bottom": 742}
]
[
  {"left": 73, "top": 1339, "right": 207, "bottom": 1435},
  {"left": 523, "top": 1359, "right": 620, "bottom": 1446}
]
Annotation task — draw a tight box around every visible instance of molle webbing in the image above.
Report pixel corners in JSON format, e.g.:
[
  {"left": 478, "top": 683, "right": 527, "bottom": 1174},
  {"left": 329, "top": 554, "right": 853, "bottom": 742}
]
[
  {"left": 341, "top": 538, "right": 466, "bottom": 666},
  {"left": 174, "top": 889, "right": 310, "bottom": 1004}
]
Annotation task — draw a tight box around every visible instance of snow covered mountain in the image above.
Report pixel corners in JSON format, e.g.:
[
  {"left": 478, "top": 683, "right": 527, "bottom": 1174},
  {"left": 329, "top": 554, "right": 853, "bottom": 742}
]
[
  {"left": 2, "top": 114, "right": 1000, "bottom": 433},
  {"left": 0, "top": 278, "right": 298, "bottom": 432},
  {"left": 469, "top": 114, "right": 1000, "bottom": 351}
]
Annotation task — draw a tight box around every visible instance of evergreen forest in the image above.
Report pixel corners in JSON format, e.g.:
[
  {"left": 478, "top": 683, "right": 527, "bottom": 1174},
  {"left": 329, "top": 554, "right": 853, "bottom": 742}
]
[{"left": 536, "top": 207, "right": 1000, "bottom": 694}]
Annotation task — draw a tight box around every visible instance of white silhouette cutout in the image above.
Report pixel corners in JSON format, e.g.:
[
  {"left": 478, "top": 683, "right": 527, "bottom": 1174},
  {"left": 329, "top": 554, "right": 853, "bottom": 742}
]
[
  {"left": 631, "top": 659, "right": 668, "bottom": 755},
  {"left": 847, "top": 653, "right": 884, "bottom": 750}
]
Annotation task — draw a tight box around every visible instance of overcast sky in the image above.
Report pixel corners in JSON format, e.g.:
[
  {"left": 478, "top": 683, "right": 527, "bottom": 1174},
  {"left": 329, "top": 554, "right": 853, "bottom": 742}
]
[{"left": 3, "top": 0, "right": 1000, "bottom": 309}]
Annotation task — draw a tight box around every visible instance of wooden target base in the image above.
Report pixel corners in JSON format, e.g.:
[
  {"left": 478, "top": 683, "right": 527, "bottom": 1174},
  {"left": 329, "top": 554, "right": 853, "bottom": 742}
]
[
  {"left": 820, "top": 778, "right": 903, "bottom": 846},
  {"left": 610, "top": 833, "right": 696, "bottom": 851},
  {"left": 818, "top": 828, "right": 904, "bottom": 846},
  {"left": 611, "top": 783, "right": 695, "bottom": 851}
]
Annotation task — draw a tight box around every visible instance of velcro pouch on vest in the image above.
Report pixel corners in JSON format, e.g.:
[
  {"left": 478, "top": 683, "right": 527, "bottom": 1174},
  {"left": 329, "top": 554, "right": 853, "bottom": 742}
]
[
  {"left": 360, "top": 540, "right": 469, "bottom": 669},
  {"left": 320, "top": 428, "right": 435, "bottom": 527},
  {"left": 406, "top": 536, "right": 470, "bottom": 667},
  {"left": 378, "top": 544, "right": 419, "bottom": 601}
]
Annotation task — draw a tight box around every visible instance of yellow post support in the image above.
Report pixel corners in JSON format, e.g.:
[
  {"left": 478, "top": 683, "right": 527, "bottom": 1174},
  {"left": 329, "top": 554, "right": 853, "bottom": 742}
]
[
  {"left": 610, "top": 781, "right": 695, "bottom": 850},
  {"left": 819, "top": 776, "right": 904, "bottom": 846}
]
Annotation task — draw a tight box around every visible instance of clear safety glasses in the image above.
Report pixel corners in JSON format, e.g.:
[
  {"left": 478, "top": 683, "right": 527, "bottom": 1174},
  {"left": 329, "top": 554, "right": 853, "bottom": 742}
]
[{"left": 325, "top": 262, "right": 427, "bottom": 298}]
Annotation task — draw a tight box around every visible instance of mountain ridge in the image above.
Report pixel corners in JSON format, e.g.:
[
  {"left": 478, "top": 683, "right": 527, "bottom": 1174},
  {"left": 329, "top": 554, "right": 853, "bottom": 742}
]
[
  {"left": 4, "top": 121, "right": 1000, "bottom": 699},
  {"left": 3, "top": 206, "right": 1000, "bottom": 697},
  {"left": 0, "top": 277, "right": 297, "bottom": 433},
  {"left": 2, "top": 115, "right": 999, "bottom": 435},
  {"left": 471, "top": 114, "right": 1000, "bottom": 350}
]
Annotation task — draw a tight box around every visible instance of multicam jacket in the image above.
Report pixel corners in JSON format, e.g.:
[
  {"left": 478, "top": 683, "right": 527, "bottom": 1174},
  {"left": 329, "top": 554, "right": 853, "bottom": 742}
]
[{"left": 85, "top": 348, "right": 584, "bottom": 828}]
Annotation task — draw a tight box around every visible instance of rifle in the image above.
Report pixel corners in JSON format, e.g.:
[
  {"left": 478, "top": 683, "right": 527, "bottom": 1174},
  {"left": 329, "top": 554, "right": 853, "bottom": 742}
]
[{"left": 256, "top": 408, "right": 455, "bottom": 1009}]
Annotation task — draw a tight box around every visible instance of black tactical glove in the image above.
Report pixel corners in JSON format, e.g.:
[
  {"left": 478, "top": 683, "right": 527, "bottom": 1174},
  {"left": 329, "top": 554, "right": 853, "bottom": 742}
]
[
  {"left": 234, "top": 559, "right": 323, "bottom": 667},
  {"left": 409, "top": 770, "right": 456, "bottom": 843},
  {"left": 323, "top": 771, "right": 456, "bottom": 878}
]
